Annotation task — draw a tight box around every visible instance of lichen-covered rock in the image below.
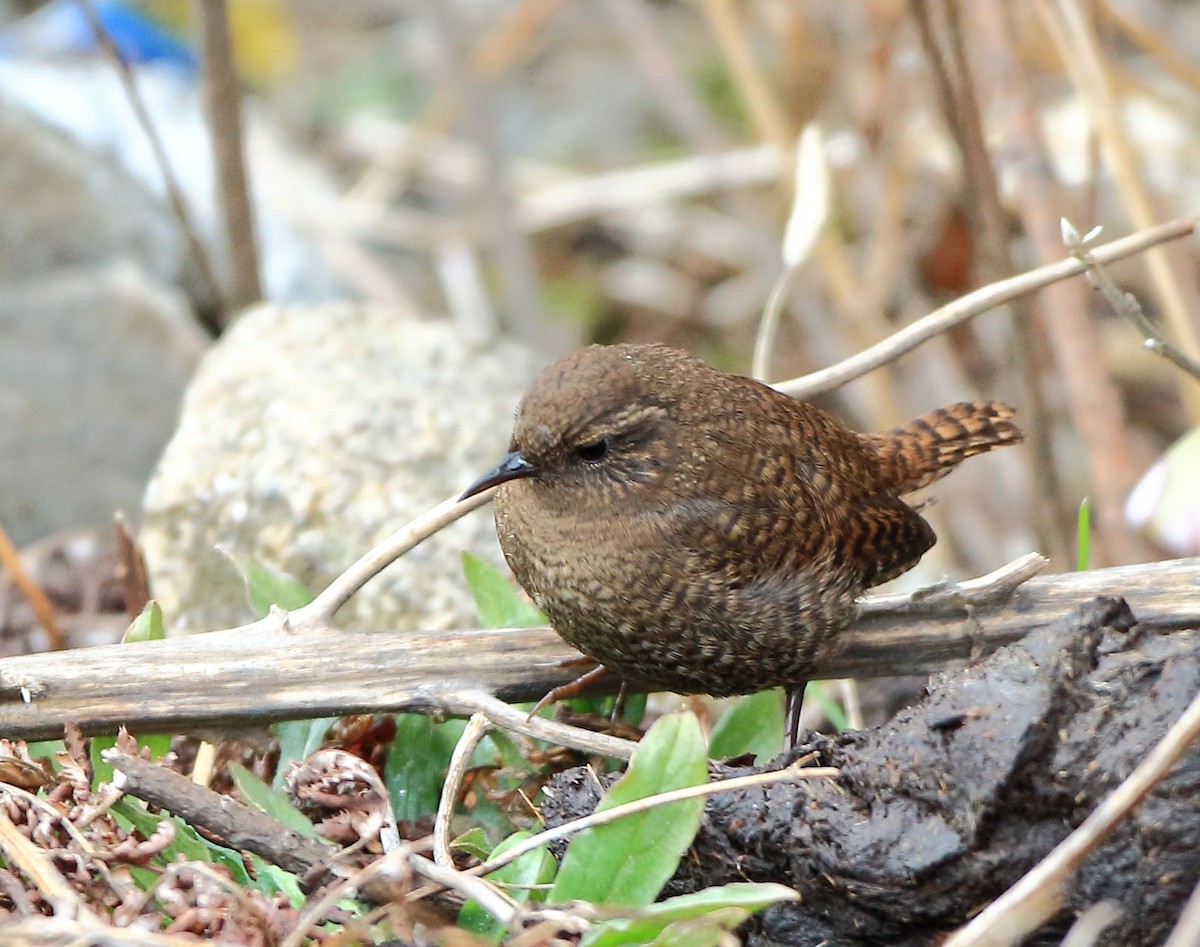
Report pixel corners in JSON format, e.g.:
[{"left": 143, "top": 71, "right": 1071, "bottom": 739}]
[{"left": 141, "top": 304, "right": 542, "bottom": 635}]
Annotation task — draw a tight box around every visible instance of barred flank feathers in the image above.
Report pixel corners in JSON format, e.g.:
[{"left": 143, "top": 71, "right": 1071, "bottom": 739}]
[{"left": 867, "top": 401, "right": 1023, "bottom": 495}]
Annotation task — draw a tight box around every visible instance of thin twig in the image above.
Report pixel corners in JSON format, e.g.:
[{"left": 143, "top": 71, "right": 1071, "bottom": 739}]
[
  {"left": 407, "top": 759, "right": 835, "bottom": 904},
  {"left": 0, "top": 523, "right": 63, "bottom": 651},
  {"left": 278, "top": 844, "right": 413, "bottom": 947},
  {"left": 441, "top": 691, "right": 637, "bottom": 762},
  {"left": 471, "top": 762, "right": 836, "bottom": 881},
  {"left": 1059, "top": 901, "right": 1122, "bottom": 947},
  {"left": 435, "top": 713, "right": 490, "bottom": 868},
  {"left": 945, "top": 685, "right": 1200, "bottom": 946},
  {"left": 751, "top": 268, "right": 796, "bottom": 381},
  {"left": 298, "top": 490, "right": 493, "bottom": 624},
  {"left": 1062, "top": 220, "right": 1200, "bottom": 382},
  {"left": 74, "top": 0, "right": 224, "bottom": 332},
  {"left": 773, "top": 217, "right": 1196, "bottom": 399},
  {"left": 196, "top": 0, "right": 262, "bottom": 313},
  {"left": 409, "top": 854, "right": 519, "bottom": 930}
]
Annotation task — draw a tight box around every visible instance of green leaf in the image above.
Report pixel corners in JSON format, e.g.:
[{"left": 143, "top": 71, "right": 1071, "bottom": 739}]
[
  {"left": 113, "top": 799, "right": 250, "bottom": 883},
  {"left": 271, "top": 717, "right": 337, "bottom": 789},
  {"left": 122, "top": 601, "right": 164, "bottom": 643},
  {"left": 580, "top": 883, "right": 799, "bottom": 947},
  {"left": 549, "top": 711, "right": 707, "bottom": 906},
  {"left": 91, "top": 733, "right": 171, "bottom": 788},
  {"left": 805, "top": 682, "right": 848, "bottom": 732},
  {"left": 1077, "top": 497, "right": 1091, "bottom": 572},
  {"left": 708, "top": 690, "right": 784, "bottom": 763},
  {"left": 451, "top": 827, "right": 493, "bottom": 861},
  {"left": 249, "top": 854, "right": 305, "bottom": 907},
  {"left": 229, "top": 763, "right": 319, "bottom": 837},
  {"left": 462, "top": 552, "right": 546, "bottom": 628},
  {"left": 222, "top": 551, "right": 315, "bottom": 617},
  {"left": 384, "top": 714, "right": 465, "bottom": 823},
  {"left": 459, "top": 831, "right": 557, "bottom": 941}
]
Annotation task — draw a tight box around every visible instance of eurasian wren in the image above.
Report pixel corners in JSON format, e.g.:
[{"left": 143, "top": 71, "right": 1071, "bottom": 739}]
[{"left": 464, "top": 344, "right": 1022, "bottom": 712}]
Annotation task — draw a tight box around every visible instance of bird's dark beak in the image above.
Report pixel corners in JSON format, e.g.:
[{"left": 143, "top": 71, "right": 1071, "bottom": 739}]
[{"left": 460, "top": 451, "right": 538, "bottom": 500}]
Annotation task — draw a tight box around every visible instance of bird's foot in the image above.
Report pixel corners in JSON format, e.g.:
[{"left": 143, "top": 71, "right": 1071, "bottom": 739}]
[{"left": 527, "top": 664, "right": 622, "bottom": 720}]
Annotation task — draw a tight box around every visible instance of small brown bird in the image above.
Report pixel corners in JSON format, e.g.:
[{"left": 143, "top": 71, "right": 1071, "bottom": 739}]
[{"left": 464, "top": 344, "right": 1021, "bottom": 739}]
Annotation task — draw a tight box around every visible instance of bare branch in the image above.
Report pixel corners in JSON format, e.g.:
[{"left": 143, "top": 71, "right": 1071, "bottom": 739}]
[{"left": 1, "top": 556, "right": 1196, "bottom": 742}]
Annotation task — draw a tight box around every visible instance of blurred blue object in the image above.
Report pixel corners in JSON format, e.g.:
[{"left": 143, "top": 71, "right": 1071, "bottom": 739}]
[{"left": 0, "top": 0, "right": 196, "bottom": 70}]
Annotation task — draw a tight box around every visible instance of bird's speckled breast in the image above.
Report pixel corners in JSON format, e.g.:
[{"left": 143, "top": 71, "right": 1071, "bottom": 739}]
[{"left": 494, "top": 480, "right": 859, "bottom": 696}]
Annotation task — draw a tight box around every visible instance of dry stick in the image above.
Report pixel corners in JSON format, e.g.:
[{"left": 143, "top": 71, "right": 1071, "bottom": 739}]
[
  {"left": 944, "top": 685, "right": 1200, "bottom": 947},
  {"left": 410, "top": 854, "right": 520, "bottom": 930},
  {"left": 434, "top": 713, "right": 490, "bottom": 868},
  {"left": 0, "top": 523, "right": 63, "bottom": 651},
  {"left": 104, "top": 750, "right": 334, "bottom": 876},
  {"left": 1063, "top": 222, "right": 1200, "bottom": 383},
  {"left": 20, "top": 552, "right": 1200, "bottom": 744},
  {"left": 0, "top": 918, "right": 202, "bottom": 947},
  {"left": 774, "top": 217, "right": 1196, "bottom": 400},
  {"left": 1058, "top": 901, "right": 1122, "bottom": 947},
  {"left": 196, "top": 0, "right": 262, "bottom": 312},
  {"left": 472, "top": 765, "right": 837, "bottom": 879},
  {"left": 74, "top": 0, "right": 224, "bottom": 333}
]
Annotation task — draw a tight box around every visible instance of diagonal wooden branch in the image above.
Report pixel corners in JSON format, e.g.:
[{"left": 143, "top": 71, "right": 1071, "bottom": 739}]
[{"left": 0, "top": 556, "right": 1196, "bottom": 742}]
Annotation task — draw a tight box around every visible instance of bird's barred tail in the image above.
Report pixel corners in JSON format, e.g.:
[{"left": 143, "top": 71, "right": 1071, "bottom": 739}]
[{"left": 867, "top": 401, "right": 1023, "bottom": 495}]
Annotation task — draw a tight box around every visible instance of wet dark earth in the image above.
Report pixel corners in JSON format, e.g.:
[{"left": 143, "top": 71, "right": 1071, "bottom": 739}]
[{"left": 542, "top": 597, "right": 1200, "bottom": 946}]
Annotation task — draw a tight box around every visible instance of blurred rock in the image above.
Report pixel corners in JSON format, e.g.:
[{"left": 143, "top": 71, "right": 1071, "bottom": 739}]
[
  {"left": 0, "top": 60, "right": 344, "bottom": 303},
  {"left": 141, "top": 304, "right": 541, "bottom": 635},
  {"left": 0, "top": 93, "right": 187, "bottom": 286},
  {"left": 0, "top": 264, "right": 206, "bottom": 545}
]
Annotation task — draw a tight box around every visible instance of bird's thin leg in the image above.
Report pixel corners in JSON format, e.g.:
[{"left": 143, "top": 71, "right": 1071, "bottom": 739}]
[
  {"left": 784, "top": 682, "right": 808, "bottom": 750},
  {"left": 527, "top": 665, "right": 622, "bottom": 720},
  {"left": 609, "top": 682, "right": 630, "bottom": 723}
]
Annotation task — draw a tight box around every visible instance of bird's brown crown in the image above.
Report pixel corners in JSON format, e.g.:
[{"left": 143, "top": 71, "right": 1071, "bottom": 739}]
[{"left": 509, "top": 343, "right": 714, "bottom": 473}]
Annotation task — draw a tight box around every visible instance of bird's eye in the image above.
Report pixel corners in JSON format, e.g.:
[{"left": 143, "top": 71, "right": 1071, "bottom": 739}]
[{"left": 573, "top": 438, "right": 610, "bottom": 463}]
